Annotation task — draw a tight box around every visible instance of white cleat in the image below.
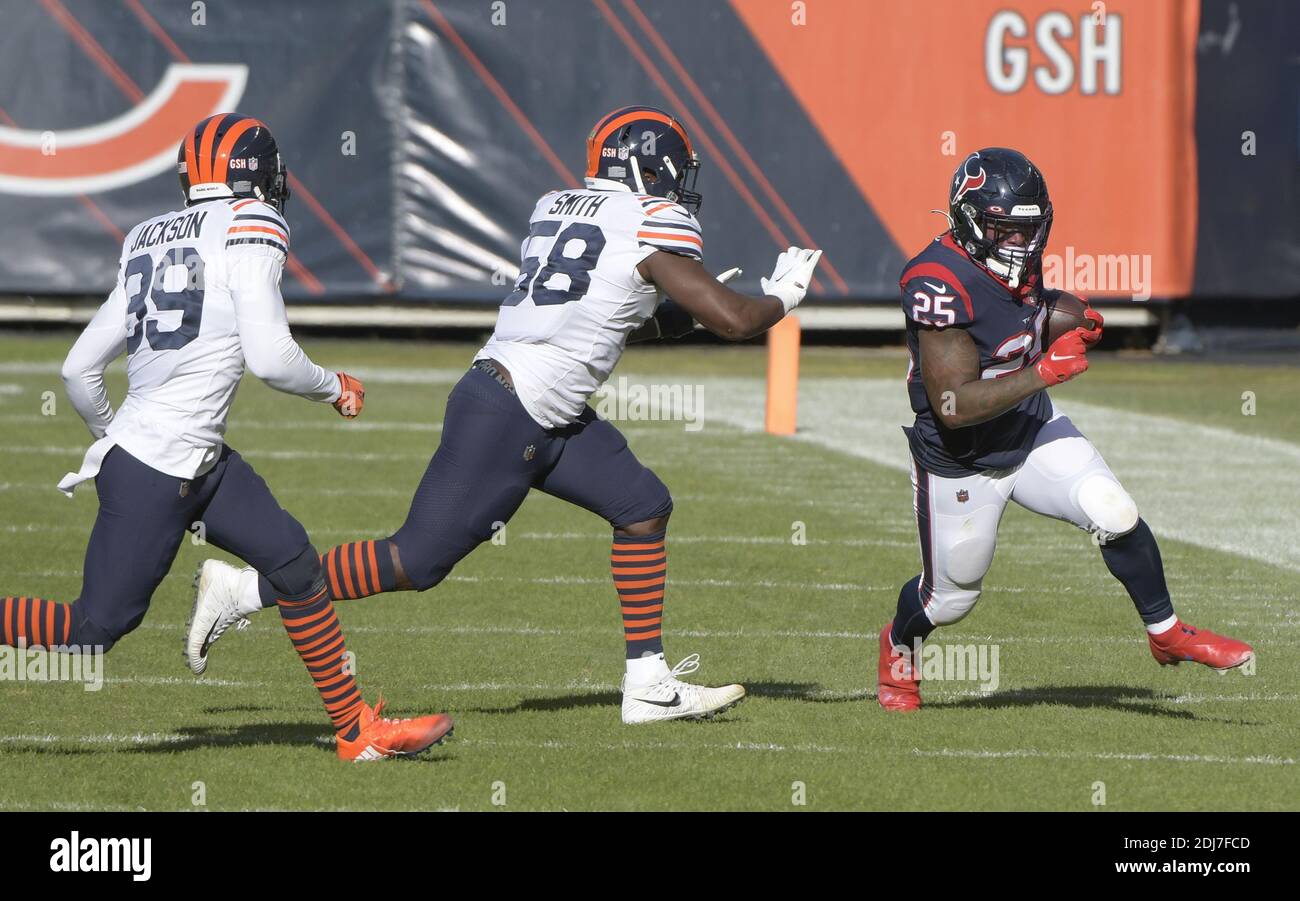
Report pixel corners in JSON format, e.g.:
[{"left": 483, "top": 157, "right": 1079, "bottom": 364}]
[
  {"left": 621, "top": 654, "right": 746, "bottom": 724},
  {"left": 184, "top": 559, "right": 259, "bottom": 675}
]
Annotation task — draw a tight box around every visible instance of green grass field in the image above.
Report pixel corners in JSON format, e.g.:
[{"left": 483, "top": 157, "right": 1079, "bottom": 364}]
[{"left": 0, "top": 332, "right": 1296, "bottom": 811}]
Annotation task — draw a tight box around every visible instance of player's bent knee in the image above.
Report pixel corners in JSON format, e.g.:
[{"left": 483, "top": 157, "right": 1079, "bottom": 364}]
[
  {"left": 1077, "top": 474, "right": 1139, "bottom": 539},
  {"left": 265, "top": 544, "right": 322, "bottom": 598},
  {"left": 388, "top": 531, "right": 455, "bottom": 592},
  {"left": 66, "top": 604, "right": 135, "bottom": 653},
  {"left": 403, "top": 559, "right": 452, "bottom": 592},
  {"left": 612, "top": 472, "right": 673, "bottom": 531},
  {"left": 927, "top": 586, "right": 982, "bottom": 627}
]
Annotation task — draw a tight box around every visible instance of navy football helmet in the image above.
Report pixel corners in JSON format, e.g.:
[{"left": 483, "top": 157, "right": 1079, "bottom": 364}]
[
  {"left": 585, "top": 106, "right": 701, "bottom": 213},
  {"left": 178, "top": 113, "right": 290, "bottom": 212},
  {"left": 948, "top": 148, "right": 1052, "bottom": 289}
]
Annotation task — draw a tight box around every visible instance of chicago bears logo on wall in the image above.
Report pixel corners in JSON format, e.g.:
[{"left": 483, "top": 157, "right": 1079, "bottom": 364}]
[{"left": 0, "top": 64, "right": 247, "bottom": 196}]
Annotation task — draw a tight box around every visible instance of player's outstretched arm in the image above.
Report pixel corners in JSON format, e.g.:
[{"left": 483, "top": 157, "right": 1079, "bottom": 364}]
[
  {"left": 61, "top": 283, "right": 129, "bottom": 438},
  {"left": 627, "top": 269, "right": 743, "bottom": 344},
  {"left": 640, "top": 248, "right": 821, "bottom": 342},
  {"left": 919, "top": 325, "right": 1089, "bottom": 429},
  {"left": 228, "top": 251, "right": 360, "bottom": 416}
]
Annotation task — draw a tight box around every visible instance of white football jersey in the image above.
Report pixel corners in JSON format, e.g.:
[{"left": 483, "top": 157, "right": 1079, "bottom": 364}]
[
  {"left": 478, "top": 177, "right": 704, "bottom": 428},
  {"left": 59, "top": 197, "right": 337, "bottom": 492}
]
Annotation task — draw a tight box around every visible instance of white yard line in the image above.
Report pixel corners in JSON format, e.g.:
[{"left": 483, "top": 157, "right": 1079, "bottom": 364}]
[{"left": 0, "top": 729, "right": 1289, "bottom": 767}]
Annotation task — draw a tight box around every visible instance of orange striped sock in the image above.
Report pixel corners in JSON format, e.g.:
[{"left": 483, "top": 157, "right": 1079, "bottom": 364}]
[
  {"left": 275, "top": 584, "right": 366, "bottom": 740},
  {"left": 1, "top": 596, "right": 74, "bottom": 648},
  {"left": 320, "top": 540, "right": 395, "bottom": 601},
  {"left": 611, "top": 531, "right": 667, "bottom": 658}
]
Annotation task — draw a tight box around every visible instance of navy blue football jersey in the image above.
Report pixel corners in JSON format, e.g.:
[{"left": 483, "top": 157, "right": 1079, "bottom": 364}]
[{"left": 900, "top": 232, "right": 1052, "bottom": 476}]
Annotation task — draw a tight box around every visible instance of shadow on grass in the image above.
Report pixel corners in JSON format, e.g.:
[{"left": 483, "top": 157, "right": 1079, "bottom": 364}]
[
  {"left": 928, "top": 684, "right": 1264, "bottom": 724},
  {"left": 3, "top": 722, "right": 456, "bottom": 760},
  {"left": 462, "top": 681, "right": 825, "bottom": 715}
]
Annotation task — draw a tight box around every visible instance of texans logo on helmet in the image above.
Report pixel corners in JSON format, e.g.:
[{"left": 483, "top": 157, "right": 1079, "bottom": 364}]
[{"left": 952, "top": 153, "right": 986, "bottom": 204}]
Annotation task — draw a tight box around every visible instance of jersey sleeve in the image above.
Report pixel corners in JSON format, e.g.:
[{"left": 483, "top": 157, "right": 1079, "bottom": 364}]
[
  {"left": 225, "top": 199, "right": 290, "bottom": 260},
  {"left": 635, "top": 198, "right": 703, "bottom": 262},
  {"left": 61, "top": 282, "right": 129, "bottom": 438},
  {"left": 899, "top": 262, "right": 975, "bottom": 329},
  {"left": 229, "top": 253, "right": 339, "bottom": 403}
]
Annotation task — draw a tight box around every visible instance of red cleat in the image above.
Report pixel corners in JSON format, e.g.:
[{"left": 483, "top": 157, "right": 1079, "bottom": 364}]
[
  {"left": 877, "top": 623, "right": 921, "bottom": 712},
  {"left": 1148, "top": 620, "right": 1254, "bottom": 672},
  {"left": 337, "top": 699, "right": 454, "bottom": 762}
]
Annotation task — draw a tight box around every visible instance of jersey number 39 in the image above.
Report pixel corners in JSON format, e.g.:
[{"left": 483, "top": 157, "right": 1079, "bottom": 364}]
[
  {"left": 502, "top": 220, "right": 607, "bottom": 307},
  {"left": 124, "top": 246, "right": 206, "bottom": 355}
]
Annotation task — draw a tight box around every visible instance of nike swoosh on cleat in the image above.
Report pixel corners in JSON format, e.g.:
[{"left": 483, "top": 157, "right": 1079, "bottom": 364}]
[
  {"left": 1050, "top": 352, "right": 1076, "bottom": 362},
  {"left": 199, "top": 619, "right": 222, "bottom": 657},
  {"left": 633, "top": 693, "right": 682, "bottom": 708}
]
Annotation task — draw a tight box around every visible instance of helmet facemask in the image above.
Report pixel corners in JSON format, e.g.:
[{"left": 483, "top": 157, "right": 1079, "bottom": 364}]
[
  {"left": 958, "top": 204, "right": 1052, "bottom": 290},
  {"left": 666, "top": 152, "right": 702, "bottom": 214}
]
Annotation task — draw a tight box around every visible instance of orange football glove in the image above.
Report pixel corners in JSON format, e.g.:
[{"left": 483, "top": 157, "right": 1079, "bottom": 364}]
[{"left": 333, "top": 372, "right": 365, "bottom": 418}]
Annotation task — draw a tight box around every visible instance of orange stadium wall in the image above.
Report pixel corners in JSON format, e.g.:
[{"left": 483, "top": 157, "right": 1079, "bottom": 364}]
[{"left": 730, "top": 0, "right": 1200, "bottom": 299}]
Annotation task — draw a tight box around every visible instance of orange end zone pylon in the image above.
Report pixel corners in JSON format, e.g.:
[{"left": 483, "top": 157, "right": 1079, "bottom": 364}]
[{"left": 765, "top": 314, "right": 801, "bottom": 435}]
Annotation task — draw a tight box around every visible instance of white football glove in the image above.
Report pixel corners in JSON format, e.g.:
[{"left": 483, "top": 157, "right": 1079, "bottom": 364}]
[{"left": 761, "top": 247, "right": 822, "bottom": 314}]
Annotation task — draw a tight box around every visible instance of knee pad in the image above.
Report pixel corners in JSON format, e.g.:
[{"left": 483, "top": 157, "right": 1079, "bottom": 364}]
[
  {"left": 925, "top": 585, "right": 982, "bottom": 627},
  {"left": 945, "top": 534, "right": 998, "bottom": 587},
  {"left": 1077, "top": 474, "right": 1139, "bottom": 539},
  {"left": 265, "top": 545, "right": 323, "bottom": 598}
]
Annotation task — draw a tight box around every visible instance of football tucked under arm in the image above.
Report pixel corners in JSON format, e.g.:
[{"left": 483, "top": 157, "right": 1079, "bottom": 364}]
[
  {"left": 61, "top": 282, "right": 129, "bottom": 438},
  {"left": 228, "top": 251, "right": 340, "bottom": 403},
  {"left": 1042, "top": 290, "right": 1103, "bottom": 347}
]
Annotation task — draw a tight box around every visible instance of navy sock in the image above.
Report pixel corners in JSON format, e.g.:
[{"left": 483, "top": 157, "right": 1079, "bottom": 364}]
[
  {"left": 890, "top": 575, "right": 935, "bottom": 650},
  {"left": 1099, "top": 518, "right": 1176, "bottom": 625}
]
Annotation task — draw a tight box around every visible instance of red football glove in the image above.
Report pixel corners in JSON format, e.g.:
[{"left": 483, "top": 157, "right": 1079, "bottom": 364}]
[
  {"left": 1080, "top": 306, "right": 1104, "bottom": 346},
  {"left": 333, "top": 372, "right": 365, "bottom": 418},
  {"left": 1036, "top": 329, "right": 1090, "bottom": 385}
]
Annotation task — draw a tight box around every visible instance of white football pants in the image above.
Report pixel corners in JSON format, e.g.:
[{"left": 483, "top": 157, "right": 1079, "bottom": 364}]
[{"left": 912, "top": 408, "right": 1140, "bottom": 626}]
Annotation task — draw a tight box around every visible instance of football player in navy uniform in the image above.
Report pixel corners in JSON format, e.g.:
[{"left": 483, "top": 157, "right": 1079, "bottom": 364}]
[
  {"left": 189, "top": 106, "right": 823, "bottom": 724},
  {"left": 877, "top": 148, "right": 1253, "bottom": 711}
]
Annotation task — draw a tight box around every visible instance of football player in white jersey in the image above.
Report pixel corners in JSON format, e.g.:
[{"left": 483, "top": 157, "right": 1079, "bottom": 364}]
[
  {"left": 190, "top": 106, "right": 823, "bottom": 724},
  {"left": 0, "top": 114, "right": 451, "bottom": 761}
]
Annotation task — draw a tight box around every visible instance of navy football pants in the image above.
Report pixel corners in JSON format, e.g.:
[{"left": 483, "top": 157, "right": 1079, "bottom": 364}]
[
  {"left": 388, "top": 366, "right": 673, "bottom": 591},
  {"left": 71, "top": 444, "right": 315, "bottom": 649}
]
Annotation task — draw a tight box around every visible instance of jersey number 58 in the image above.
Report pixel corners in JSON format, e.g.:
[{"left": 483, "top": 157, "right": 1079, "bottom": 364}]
[{"left": 502, "top": 219, "right": 607, "bottom": 307}]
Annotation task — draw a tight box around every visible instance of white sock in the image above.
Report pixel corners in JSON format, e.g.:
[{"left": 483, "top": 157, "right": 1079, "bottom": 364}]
[
  {"left": 238, "top": 567, "right": 266, "bottom": 616},
  {"left": 1146, "top": 614, "right": 1178, "bottom": 636},
  {"left": 625, "top": 653, "right": 669, "bottom": 686}
]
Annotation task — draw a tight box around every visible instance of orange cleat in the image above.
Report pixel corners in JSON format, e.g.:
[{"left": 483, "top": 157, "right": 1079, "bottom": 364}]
[
  {"left": 336, "top": 699, "right": 454, "bottom": 762},
  {"left": 1148, "top": 620, "right": 1254, "bottom": 672},
  {"left": 877, "top": 623, "right": 922, "bottom": 712}
]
